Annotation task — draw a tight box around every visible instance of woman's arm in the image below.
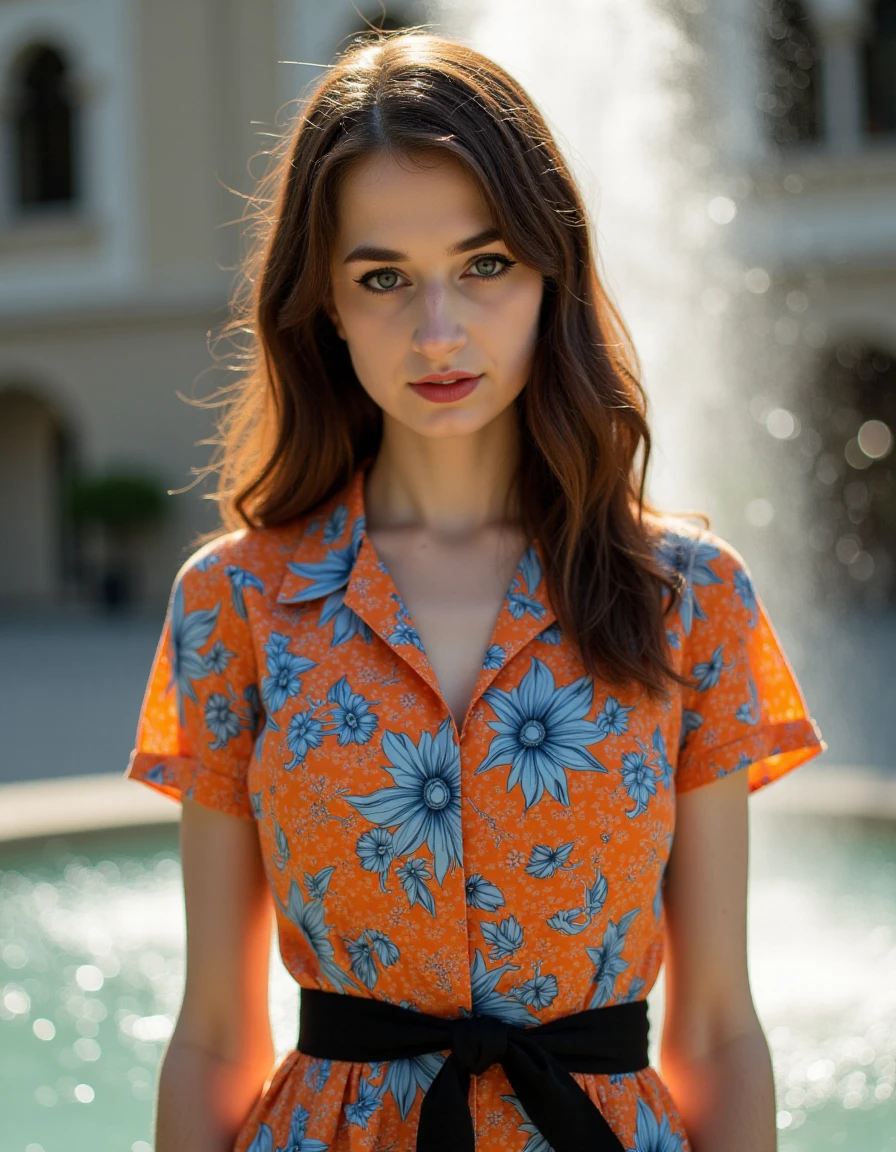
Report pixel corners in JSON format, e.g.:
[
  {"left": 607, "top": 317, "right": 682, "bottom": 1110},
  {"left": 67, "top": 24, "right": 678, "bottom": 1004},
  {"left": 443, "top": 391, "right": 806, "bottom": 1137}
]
[
  {"left": 660, "top": 768, "right": 778, "bottom": 1152},
  {"left": 155, "top": 799, "right": 277, "bottom": 1152}
]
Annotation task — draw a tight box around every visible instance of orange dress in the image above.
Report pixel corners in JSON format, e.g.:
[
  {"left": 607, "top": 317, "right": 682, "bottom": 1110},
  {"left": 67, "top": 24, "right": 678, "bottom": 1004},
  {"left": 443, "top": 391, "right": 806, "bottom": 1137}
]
[{"left": 125, "top": 462, "right": 825, "bottom": 1151}]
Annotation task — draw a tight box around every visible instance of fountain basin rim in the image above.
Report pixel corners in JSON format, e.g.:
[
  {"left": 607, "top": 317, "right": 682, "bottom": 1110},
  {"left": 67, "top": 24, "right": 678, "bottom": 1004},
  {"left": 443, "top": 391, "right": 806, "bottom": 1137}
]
[{"left": 0, "top": 763, "right": 895, "bottom": 846}]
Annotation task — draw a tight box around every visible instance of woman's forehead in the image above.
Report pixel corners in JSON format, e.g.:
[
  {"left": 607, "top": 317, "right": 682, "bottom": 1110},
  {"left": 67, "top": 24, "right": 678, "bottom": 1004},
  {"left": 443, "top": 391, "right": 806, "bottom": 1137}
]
[{"left": 333, "top": 151, "right": 495, "bottom": 253}]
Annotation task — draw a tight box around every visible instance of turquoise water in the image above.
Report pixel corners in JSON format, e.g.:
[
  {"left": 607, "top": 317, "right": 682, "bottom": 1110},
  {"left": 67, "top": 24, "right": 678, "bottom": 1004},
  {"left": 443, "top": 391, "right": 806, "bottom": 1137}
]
[{"left": 1, "top": 813, "right": 894, "bottom": 1152}]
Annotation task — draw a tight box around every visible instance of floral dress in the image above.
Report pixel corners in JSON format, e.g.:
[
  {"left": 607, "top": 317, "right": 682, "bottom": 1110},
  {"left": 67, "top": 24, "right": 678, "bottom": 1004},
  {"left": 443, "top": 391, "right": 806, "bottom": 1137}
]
[{"left": 126, "top": 463, "right": 825, "bottom": 1152}]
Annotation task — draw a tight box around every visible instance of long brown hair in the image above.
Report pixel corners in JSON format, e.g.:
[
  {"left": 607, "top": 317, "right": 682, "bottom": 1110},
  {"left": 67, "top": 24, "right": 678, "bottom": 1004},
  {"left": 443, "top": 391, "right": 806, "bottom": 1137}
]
[{"left": 198, "top": 30, "right": 703, "bottom": 699}]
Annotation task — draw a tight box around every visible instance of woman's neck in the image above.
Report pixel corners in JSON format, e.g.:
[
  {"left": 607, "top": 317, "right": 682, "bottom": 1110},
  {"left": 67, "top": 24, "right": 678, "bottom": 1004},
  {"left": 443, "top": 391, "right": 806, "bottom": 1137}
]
[{"left": 364, "top": 407, "right": 522, "bottom": 537}]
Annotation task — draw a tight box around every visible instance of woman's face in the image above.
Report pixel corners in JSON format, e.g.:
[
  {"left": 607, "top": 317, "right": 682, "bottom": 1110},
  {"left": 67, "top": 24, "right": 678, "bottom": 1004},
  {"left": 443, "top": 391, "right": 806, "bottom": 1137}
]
[{"left": 326, "top": 150, "right": 544, "bottom": 439}]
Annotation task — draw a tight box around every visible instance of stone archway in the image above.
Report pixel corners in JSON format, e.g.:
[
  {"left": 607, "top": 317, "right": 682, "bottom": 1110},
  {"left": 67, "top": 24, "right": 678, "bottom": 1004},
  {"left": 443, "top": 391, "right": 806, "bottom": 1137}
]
[{"left": 0, "top": 388, "right": 78, "bottom": 604}]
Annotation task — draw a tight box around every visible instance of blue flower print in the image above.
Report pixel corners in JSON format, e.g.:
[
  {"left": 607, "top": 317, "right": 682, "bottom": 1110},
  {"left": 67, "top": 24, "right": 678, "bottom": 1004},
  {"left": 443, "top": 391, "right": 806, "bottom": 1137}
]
[
  {"left": 510, "top": 961, "right": 558, "bottom": 1009},
  {"left": 507, "top": 588, "right": 546, "bottom": 621},
  {"left": 734, "top": 565, "right": 758, "bottom": 628},
  {"left": 481, "top": 914, "right": 524, "bottom": 961},
  {"left": 596, "top": 695, "right": 635, "bottom": 738},
  {"left": 273, "top": 878, "right": 359, "bottom": 994},
  {"left": 343, "top": 718, "right": 462, "bottom": 884},
  {"left": 506, "top": 545, "right": 546, "bottom": 621},
  {"left": 691, "top": 643, "right": 735, "bottom": 692},
  {"left": 303, "top": 1057, "right": 331, "bottom": 1092},
  {"left": 501, "top": 1093, "right": 553, "bottom": 1152},
  {"left": 587, "top": 907, "right": 640, "bottom": 1008},
  {"left": 345, "top": 1077, "right": 383, "bottom": 1129},
  {"left": 736, "top": 670, "right": 760, "bottom": 725},
  {"left": 679, "top": 709, "right": 703, "bottom": 748},
  {"left": 525, "top": 841, "right": 579, "bottom": 879},
  {"left": 224, "top": 564, "right": 264, "bottom": 620},
  {"left": 517, "top": 545, "right": 542, "bottom": 593},
  {"left": 546, "top": 867, "right": 607, "bottom": 935},
  {"left": 205, "top": 690, "right": 243, "bottom": 750},
  {"left": 261, "top": 632, "right": 316, "bottom": 717},
  {"left": 651, "top": 725, "right": 673, "bottom": 790},
  {"left": 168, "top": 581, "right": 218, "bottom": 724},
  {"left": 284, "top": 516, "right": 373, "bottom": 647},
  {"left": 145, "top": 762, "right": 166, "bottom": 786},
  {"left": 322, "top": 503, "right": 348, "bottom": 545},
  {"left": 535, "top": 622, "right": 562, "bottom": 645},
  {"left": 390, "top": 620, "right": 425, "bottom": 650},
  {"left": 626, "top": 1096, "right": 686, "bottom": 1152},
  {"left": 281, "top": 1103, "right": 329, "bottom": 1152},
  {"left": 483, "top": 643, "right": 505, "bottom": 670},
  {"left": 343, "top": 928, "right": 399, "bottom": 989},
  {"left": 395, "top": 857, "right": 436, "bottom": 916},
  {"left": 469, "top": 949, "right": 539, "bottom": 1025},
  {"left": 272, "top": 817, "right": 290, "bottom": 872},
  {"left": 477, "top": 657, "right": 608, "bottom": 810},
  {"left": 204, "top": 638, "right": 234, "bottom": 674},
  {"left": 247, "top": 1110, "right": 327, "bottom": 1152},
  {"left": 285, "top": 710, "right": 324, "bottom": 769},
  {"left": 250, "top": 790, "right": 264, "bottom": 821},
  {"left": 241, "top": 682, "right": 261, "bottom": 735},
  {"left": 616, "top": 976, "right": 646, "bottom": 1005},
  {"left": 620, "top": 751, "right": 658, "bottom": 819},
  {"left": 303, "top": 866, "right": 335, "bottom": 899},
  {"left": 388, "top": 593, "right": 425, "bottom": 650},
  {"left": 194, "top": 552, "right": 220, "bottom": 572},
  {"left": 654, "top": 534, "right": 723, "bottom": 636},
  {"left": 379, "top": 1052, "right": 445, "bottom": 1121},
  {"left": 324, "top": 677, "right": 379, "bottom": 745},
  {"left": 356, "top": 827, "right": 395, "bottom": 891},
  {"left": 653, "top": 852, "right": 670, "bottom": 921},
  {"left": 465, "top": 873, "right": 506, "bottom": 911},
  {"left": 665, "top": 628, "right": 681, "bottom": 650}
]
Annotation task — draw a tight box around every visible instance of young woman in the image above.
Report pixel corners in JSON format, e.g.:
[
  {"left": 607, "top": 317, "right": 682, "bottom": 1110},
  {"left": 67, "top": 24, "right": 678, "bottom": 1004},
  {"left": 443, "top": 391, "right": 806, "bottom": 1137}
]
[{"left": 126, "top": 31, "right": 825, "bottom": 1152}]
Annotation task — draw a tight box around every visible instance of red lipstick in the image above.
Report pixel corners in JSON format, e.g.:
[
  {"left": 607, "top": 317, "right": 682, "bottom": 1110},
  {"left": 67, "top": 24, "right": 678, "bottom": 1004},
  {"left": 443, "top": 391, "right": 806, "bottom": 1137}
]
[{"left": 409, "top": 371, "right": 482, "bottom": 404}]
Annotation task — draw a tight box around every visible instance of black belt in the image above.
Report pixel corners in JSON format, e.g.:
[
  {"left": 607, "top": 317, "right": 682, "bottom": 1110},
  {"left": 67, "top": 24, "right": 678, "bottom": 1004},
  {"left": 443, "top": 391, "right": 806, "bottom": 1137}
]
[{"left": 297, "top": 987, "right": 650, "bottom": 1151}]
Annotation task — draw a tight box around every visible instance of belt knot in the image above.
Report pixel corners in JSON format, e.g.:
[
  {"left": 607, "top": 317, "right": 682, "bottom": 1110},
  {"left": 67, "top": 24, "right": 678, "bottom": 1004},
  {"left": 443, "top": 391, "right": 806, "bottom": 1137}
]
[{"left": 450, "top": 1014, "right": 510, "bottom": 1076}]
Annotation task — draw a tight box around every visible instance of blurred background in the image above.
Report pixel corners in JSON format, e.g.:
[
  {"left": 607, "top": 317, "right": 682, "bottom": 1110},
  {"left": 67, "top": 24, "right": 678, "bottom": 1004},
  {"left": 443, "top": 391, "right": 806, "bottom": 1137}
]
[{"left": 0, "top": 1, "right": 893, "bottom": 1150}]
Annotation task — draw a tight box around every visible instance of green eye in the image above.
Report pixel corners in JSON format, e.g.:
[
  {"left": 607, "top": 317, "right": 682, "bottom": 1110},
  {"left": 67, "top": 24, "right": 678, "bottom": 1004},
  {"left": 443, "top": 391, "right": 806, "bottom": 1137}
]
[
  {"left": 370, "top": 270, "right": 400, "bottom": 291},
  {"left": 471, "top": 255, "right": 501, "bottom": 276}
]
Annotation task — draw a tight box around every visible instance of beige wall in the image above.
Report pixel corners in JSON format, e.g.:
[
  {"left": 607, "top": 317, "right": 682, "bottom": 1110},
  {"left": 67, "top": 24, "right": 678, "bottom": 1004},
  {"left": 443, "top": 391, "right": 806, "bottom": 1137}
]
[{"left": 0, "top": 390, "right": 59, "bottom": 600}]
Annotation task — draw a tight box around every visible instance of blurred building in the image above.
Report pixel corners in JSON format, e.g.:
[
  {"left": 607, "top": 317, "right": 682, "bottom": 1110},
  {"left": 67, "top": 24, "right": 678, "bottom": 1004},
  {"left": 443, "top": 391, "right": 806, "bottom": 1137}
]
[
  {"left": 716, "top": 0, "right": 896, "bottom": 610},
  {"left": 0, "top": 0, "right": 893, "bottom": 610}
]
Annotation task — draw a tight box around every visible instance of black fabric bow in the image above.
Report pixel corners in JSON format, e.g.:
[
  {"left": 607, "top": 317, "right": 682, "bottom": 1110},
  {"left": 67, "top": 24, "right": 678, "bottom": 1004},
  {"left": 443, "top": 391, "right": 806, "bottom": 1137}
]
[{"left": 297, "top": 988, "right": 649, "bottom": 1151}]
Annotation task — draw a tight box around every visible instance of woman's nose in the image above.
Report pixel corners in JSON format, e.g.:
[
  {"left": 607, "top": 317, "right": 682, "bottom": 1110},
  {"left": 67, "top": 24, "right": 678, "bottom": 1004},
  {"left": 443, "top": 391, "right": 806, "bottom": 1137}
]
[{"left": 410, "top": 286, "right": 467, "bottom": 361}]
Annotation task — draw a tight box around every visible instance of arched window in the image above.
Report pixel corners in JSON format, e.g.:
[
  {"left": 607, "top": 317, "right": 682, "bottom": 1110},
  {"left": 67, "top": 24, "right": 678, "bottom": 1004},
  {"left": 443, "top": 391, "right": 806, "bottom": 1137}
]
[
  {"left": 865, "top": 0, "right": 896, "bottom": 135},
  {"left": 759, "top": 0, "right": 822, "bottom": 146},
  {"left": 11, "top": 44, "right": 78, "bottom": 211},
  {"left": 805, "top": 342, "right": 895, "bottom": 609}
]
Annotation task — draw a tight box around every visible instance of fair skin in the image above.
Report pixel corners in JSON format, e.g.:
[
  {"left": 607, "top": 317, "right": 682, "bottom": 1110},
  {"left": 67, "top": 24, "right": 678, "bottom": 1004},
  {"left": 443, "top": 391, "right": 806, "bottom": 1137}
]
[{"left": 160, "top": 150, "right": 776, "bottom": 1152}]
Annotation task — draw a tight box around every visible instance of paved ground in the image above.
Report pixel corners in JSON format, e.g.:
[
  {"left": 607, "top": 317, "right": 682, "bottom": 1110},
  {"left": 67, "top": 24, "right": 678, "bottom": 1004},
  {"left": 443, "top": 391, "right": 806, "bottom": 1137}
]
[{"left": 0, "top": 604, "right": 893, "bottom": 788}]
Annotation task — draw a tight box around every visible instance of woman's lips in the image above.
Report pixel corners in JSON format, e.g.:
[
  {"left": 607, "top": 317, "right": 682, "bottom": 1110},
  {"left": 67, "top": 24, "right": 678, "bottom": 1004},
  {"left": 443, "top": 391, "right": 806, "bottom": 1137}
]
[{"left": 409, "top": 374, "right": 482, "bottom": 403}]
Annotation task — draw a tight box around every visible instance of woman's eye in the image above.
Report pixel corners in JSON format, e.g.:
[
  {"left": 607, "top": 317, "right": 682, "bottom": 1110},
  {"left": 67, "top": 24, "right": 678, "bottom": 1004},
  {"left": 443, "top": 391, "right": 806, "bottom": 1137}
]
[
  {"left": 468, "top": 254, "right": 512, "bottom": 278},
  {"left": 359, "top": 268, "right": 403, "bottom": 293}
]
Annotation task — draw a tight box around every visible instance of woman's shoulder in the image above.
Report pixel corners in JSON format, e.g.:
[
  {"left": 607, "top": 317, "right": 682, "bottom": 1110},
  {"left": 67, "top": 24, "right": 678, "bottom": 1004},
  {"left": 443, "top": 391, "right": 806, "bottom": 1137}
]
[
  {"left": 641, "top": 508, "right": 751, "bottom": 584},
  {"left": 172, "top": 519, "right": 308, "bottom": 600}
]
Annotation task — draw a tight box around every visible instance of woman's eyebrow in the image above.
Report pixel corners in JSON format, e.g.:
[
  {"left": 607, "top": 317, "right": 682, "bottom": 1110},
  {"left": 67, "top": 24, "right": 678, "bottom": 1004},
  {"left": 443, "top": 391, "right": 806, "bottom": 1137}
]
[{"left": 342, "top": 226, "right": 503, "bottom": 264}]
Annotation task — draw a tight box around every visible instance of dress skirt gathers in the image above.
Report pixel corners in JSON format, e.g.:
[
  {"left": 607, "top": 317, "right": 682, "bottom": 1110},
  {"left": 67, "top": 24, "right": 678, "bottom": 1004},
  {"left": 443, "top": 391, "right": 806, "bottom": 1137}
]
[{"left": 125, "top": 462, "right": 825, "bottom": 1151}]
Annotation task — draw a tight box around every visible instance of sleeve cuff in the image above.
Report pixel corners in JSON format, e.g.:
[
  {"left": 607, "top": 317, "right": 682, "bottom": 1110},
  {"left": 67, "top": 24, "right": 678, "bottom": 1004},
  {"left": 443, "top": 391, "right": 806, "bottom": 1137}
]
[
  {"left": 676, "top": 717, "right": 826, "bottom": 795},
  {"left": 125, "top": 750, "right": 256, "bottom": 822}
]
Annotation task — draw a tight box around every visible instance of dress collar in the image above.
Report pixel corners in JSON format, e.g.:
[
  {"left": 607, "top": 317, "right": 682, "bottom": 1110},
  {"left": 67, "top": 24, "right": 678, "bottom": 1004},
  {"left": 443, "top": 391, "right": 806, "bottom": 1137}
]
[{"left": 275, "top": 462, "right": 558, "bottom": 728}]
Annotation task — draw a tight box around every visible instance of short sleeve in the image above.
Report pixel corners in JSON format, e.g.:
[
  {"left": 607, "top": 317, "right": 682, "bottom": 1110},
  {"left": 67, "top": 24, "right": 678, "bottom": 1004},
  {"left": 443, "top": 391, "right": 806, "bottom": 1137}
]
[
  {"left": 675, "top": 532, "right": 826, "bottom": 794},
  {"left": 124, "top": 536, "right": 261, "bottom": 821}
]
